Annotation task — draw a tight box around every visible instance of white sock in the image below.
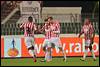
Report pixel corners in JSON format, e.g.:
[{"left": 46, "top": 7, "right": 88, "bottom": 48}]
[
  {"left": 29, "top": 50, "right": 35, "bottom": 58},
  {"left": 50, "top": 49, "right": 52, "bottom": 59},
  {"left": 83, "top": 49, "right": 88, "bottom": 59},
  {"left": 45, "top": 51, "right": 48, "bottom": 60},
  {"left": 62, "top": 49, "right": 66, "bottom": 60},
  {"left": 47, "top": 49, "right": 52, "bottom": 60},
  {"left": 45, "top": 50, "right": 52, "bottom": 61},
  {"left": 91, "top": 50, "right": 96, "bottom": 59}
]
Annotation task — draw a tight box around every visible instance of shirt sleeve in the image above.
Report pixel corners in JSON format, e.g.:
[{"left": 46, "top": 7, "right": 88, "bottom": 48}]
[
  {"left": 90, "top": 24, "right": 94, "bottom": 34},
  {"left": 20, "top": 23, "right": 25, "bottom": 28},
  {"left": 81, "top": 25, "right": 84, "bottom": 33},
  {"left": 53, "top": 22, "right": 60, "bottom": 33},
  {"left": 33, "top": 23, "right": 37, "bottom": 31}
]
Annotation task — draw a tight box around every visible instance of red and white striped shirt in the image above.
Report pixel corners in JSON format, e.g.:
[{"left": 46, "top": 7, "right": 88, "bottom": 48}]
[
  {"left": 20, "top": 22, "right": 37, "bottom": 37},
  {"left": 42, "top": 22, "right": 51, "bottom": 39},
  {"left": 81, "top": 23, "right": 94, "bottom": 40},
  {"left": 50, "top": 20, "right": 60, "bottom": 37}
]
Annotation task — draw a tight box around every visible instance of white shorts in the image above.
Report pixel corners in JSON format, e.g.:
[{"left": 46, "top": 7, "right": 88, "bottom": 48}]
[
  {"left": 85, "top": 39, "right": 91, "bottom": 47},
  {"left": 50, "top": 37, "right": 62, "bottom": 48},
  {"left": 25, "top": 36, "right": 35, "bottom": 48},
  {"left": 42, "top": 39, "right": 51, "bottom": 48}
]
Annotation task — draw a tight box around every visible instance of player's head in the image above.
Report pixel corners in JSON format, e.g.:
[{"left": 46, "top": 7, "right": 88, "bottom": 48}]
[
  {"left": 84, "top": 18, "right": 90, "bottom": 25},
  {"left": 47, "top": 16, "right": 53, "bottom": 22},
  {"left": 28, "top": 16, "right": 33, "bottom": 22},
  {"left": 44, "top": 18, "right": 48, "bottom": 22}
]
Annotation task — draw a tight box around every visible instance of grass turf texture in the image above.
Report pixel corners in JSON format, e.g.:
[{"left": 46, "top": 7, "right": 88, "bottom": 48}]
[{"left": 1, "top": 57, "right": 99, "bottom": 66}]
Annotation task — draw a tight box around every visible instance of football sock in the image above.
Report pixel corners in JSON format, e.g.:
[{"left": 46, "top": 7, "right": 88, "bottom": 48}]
[
  {"left": 29, "top": 49, "right": 36, "bottom": 58},
  {"left": 62, "top": 49, "right": 66, "bottom": 60},
  {"left": 91, "top": 50, "right": 96, "bottom": 59},
  {"left": 83, "top": 49, "right": 88, "bottom": 59},
  {"left": 45, "top": 51, "right": 48, "bottom": 60}
]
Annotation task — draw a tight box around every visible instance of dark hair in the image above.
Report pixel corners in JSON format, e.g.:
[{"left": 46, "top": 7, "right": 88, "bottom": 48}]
[
  {"left": 44, "top": 19, "right": 48, "bottom": 22},
  {"left": 47, "top": 16, "right": 53, "bottom": 20},
  {"left": 28, "top": 16, "right": 33, "bottom": 22}
]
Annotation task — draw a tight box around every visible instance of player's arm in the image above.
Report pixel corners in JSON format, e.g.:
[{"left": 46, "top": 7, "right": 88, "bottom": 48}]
[
  {"left": 45, "top": 28, "right": 50, "bottom": 32},
  {"left": 53, "top": 23, "right": 60, "bottom": 34},
  {"left": 32, "top": 23, "right": 38, "bottom": 34},
  {"left": 91, "top": 32, "right": 95, "bottom": 44},
  {"left": 20, "top": 23, "right": 25, "bottom": 30},
  {"left": 40, "top": 19, "right": 50, "bottom": 33},
  {"left": 78, "top": 26, "right": 84, "bottom": 38},
  {"left": 53, "top": 30, "right": 60, "bottom": 34},
  {"left": 33, "top": 23, "right": 37, "bottom": 31},
  {"left": 39, "top": 24, "right": 45, "bottom": 33},
  {"left": 41, "top": 23, "right": 50, "bottom": 32},
  {"left": 20, "top": 23, "right": 24, "bottom": 28},
  {"left": 91, "top": 25, "right": 95, "bottom": 44},
  {"left": 78, "top": 32, "right": 84, "bottom": 38}
]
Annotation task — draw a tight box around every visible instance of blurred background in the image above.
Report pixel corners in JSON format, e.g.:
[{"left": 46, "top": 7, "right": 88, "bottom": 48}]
[{"left": 1, "top": 1, "right": 99, "bottom": 35}]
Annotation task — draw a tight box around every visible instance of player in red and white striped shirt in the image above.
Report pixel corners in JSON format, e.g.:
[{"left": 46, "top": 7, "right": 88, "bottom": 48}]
[
  {"left": 42, "top": 21, "right": 51, "bottom": 39},
  {"left": 40, "top": 18, "right": 52, "bottom": 62},
  {"left": 78, "top": 18, "right": 96, "bottom": 61},
  {"left": 48, "top": 17, "right": 66, "bottom": 61},
  {"left": 20, "top": 16, "right": 37, "bottom": 62}
]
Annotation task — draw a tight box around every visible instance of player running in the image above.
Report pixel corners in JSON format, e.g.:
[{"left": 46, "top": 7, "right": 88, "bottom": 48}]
[
  {"left": 78, "top": 18, "right": 96, "bottom": 61},
  {"left": 20, "top": 16, "right": 37, "bottom": 62},
  {"left": 47, "top": 17, "right": 67, "bottom": 62}
]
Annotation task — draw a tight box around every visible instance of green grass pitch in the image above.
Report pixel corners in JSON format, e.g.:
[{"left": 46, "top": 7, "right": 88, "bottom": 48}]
[{"left": 1, "top": 57, "right": 99, "bottom": 66}]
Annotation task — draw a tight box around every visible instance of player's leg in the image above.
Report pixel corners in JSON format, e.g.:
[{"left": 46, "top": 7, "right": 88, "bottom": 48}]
[
  {"left": 89, "top": 44, "right": 96, "bottom": 61},
  {"left": 46, "top": 47, "right": 52, "bottom": 62},
  {"left": 41, "top": 39, "right": 52, "bottom": 62},
  {"left": 25, "top": 37, "right": 36, "bottom": 62},
  {"left": 28, "top": 46, "right": 36, "bottom": 62},
  {"left": 31, "top": 37, "right": 37, "bottom": 62},
  {"left": 59, "top": 47, "right": 66, "bottom": 61},
  {"left": 41, "top": 40, "right": 47, "bottom": 62},
  {"left": 43, "top": 46, "right": 50, "bottom": 62},
  {"left": 45, "top": 40, "right": 52, "bottom": 62},
  {"left": 49, "top": 48, "right": 52, "bottom": 60},
  {"left": 56, "top": 38, "right": 66, "bottom": 61},
  {"left": 51, "top": 37, "right": 66, "bottom": 61},
  {"left": 80, "top": 46, "right": 88, "bottom": 61},
  {"left": 80, "top": 40, "right": 89, "bottom": 61},
  {"left": 42, "top": 47, "right": 52, "bottom": 62}
]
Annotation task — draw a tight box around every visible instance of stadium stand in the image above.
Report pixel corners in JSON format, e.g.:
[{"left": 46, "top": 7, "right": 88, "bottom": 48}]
[{"left": 1, "top": 1, "right": 21, "bottom": 22}]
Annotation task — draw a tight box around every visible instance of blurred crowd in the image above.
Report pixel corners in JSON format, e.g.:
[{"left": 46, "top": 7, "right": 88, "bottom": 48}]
[{"left": 1, "top": 1, "right": 21, "bottom": 9}]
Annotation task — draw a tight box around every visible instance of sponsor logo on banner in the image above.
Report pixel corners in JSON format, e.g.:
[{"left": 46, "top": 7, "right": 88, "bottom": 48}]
[
  {"left": 4, "top": 37, "right": 21, "bottom": 57},
  {"left": 7, "top": 39, "right": 19, "bottom": 57},
  {"left": 22, "top": 37, "right": 99, "bottom": 57},
  {"left": 1, "top": 37, "right": 99, "bottom": 58}
]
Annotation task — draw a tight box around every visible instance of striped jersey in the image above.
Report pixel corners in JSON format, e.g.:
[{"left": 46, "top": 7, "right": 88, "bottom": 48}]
[
  {"left": 42, "top": 22, "right": 51, "bottom": 39},
  {"left": 50, "top": 20, "right": 60, "bottom": 37},
  {"left": 81, "top": 23, "right": 94, "bottom": 40},
  {"left": 20, "top": 22, "right": 37, "bottom": 37}
]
